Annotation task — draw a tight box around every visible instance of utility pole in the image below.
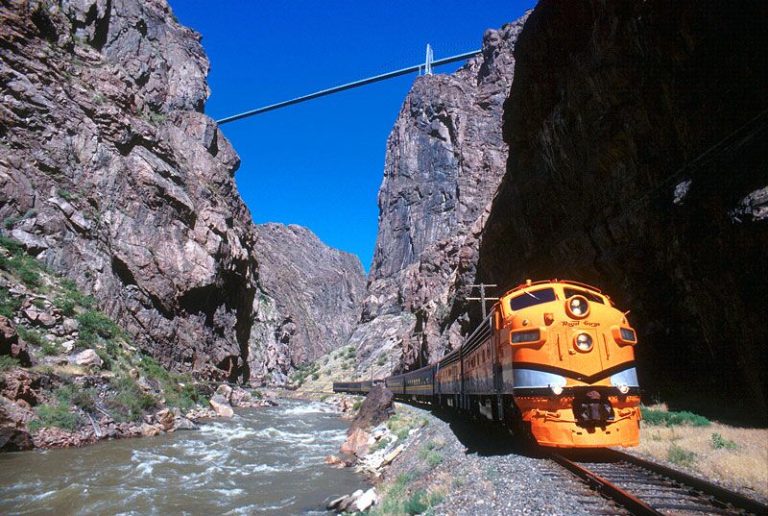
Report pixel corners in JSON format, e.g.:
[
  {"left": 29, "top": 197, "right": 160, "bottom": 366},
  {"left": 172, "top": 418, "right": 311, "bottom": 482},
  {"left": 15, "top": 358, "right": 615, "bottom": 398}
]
[{"left": 466, "top": 283, "right": 500, "bottom": 319}]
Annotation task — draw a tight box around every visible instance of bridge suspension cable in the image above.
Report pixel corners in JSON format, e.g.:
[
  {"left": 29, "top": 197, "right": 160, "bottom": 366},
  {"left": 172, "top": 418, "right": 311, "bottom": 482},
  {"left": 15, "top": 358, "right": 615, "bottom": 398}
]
[{"left": 216, "top": 47, "right": 481, "bottom": 125}]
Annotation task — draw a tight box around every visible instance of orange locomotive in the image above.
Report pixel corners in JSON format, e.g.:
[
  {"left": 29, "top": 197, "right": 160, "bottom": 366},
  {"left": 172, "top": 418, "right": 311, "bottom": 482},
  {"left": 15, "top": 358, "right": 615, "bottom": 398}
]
[{"left": 334, "top": 279, "right": 642, "bottom": 448}]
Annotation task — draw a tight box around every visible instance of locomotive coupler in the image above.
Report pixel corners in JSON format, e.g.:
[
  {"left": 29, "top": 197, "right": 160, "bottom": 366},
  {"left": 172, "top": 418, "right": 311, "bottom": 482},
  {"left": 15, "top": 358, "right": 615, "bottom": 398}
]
[{"left": 573, "top": 389, "right": 614, "bottom": 425}]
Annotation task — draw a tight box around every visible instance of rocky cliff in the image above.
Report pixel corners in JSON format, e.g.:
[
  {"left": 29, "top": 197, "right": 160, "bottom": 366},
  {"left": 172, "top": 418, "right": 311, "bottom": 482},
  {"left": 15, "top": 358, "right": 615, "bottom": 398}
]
[
  {"left": 349, "top": 17, "right": 527, "bottom": 375},
  {"left": 0, "top": 0, "right": 258, "bottom": 381},
  {"left": 248, "top": 223, "right": 365, "bottom": 385},
  {"left": 1, "top": 0, "right": 366, "bottom": 387},
  {"left": 478, "top": 1, "right": 768, "bottom": 419}
]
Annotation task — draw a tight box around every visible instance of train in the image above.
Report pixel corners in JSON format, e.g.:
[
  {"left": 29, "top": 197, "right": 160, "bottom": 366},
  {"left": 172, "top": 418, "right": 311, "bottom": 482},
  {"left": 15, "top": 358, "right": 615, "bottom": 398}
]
[{"left": 334, "top": 279, "right": 642, "bottom": 448}]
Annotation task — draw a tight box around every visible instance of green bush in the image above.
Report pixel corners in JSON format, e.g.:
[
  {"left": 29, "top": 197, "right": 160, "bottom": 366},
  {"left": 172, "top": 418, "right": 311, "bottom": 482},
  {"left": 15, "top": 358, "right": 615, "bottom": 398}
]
[
  {"left": 419, "top": 441, "right": 444, "bottom": 468},
  {"left": 0, "top": 355, "right": 18, "bottom": 371},
  {"left": 29, "top": 402, "right": 78, "bottom": 431},
  {"left": 57, "top": 279, "right": 95, "bottom": 311},
  {"left": 138, "top": 357, "right": 201, "bottom": 411},
  {"left": 641, "top": 407, "right": 711, "bottom": 427},
  {"left": 54, "top": 296, "right": 76, "bottom": 317},
  {"left": 76, "top": 310, "right": 121, "bottom": 347},
  {"left": 711, "top": 432, "right": 738, "bottom": 450},
  {"left": 41, "top": 340, "right": 59, "bottom": 356},
  {"left": 108, "top": 376, "right": 156, "bottom": 422},
  {"left": 377, "top": 355, "right": 387, "bottom": 366},
  {"left": 352, "top": 400, "right": 362, "bottom": 411},
  {"left": 17, "top": 326, "right": 45, "bottom": 346},
  {"left": 56, "top": 384, "right": 97, "bottom": 413},
  {"left": 668, "top": 443, "right": 696, "bottom": 467},
  {"left": 0, "top": 287, "right": 21, "bottom": 318},
  {"left": 56, "top": 189, "right": 75, "bottom": 201}
]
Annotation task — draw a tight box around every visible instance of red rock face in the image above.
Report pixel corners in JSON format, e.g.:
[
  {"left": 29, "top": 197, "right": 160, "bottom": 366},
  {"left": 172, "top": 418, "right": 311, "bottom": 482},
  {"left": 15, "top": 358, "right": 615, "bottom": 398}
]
[
  {"left": 0, "top": 0, "right": 256, "bottom": 380},
  {"left": 479, "top": 1, "right": 768, "bottom": 419},
  {"left": 349, "top": 16, "right": 528, "bottom": 374}
]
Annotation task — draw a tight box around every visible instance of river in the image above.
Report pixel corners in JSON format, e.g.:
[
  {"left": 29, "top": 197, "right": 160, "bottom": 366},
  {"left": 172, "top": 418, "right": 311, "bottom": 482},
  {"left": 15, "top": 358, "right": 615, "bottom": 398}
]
[{"left": 0, "top": 399, "right": 366, "bottom": 514}]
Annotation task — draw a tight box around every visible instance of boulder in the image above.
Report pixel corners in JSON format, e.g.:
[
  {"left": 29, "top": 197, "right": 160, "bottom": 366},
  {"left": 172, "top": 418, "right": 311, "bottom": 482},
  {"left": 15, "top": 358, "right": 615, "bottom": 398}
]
[
  {"left": 21, "top": 304, "right": 57, "bottom": 328},
  {"left": 354, "top": 488, "right": 378, "bottom": 512},
  {"left": 155, "top": 409, "right": 175, "bottom": 432},
  {"left": 173, "top": 417, "right": 198, "bottom": 431},
  {"left": 0, "top": 316, "right": 31, "bottom": 366},
  {"left": 215, "top": 383, "right": 233, "bottom": 400},
  {"left": 348, "top": 385, "right": 394, "bottom": 434},
  {"left": 340, "top": 427, "right": 370, "bottom": 458},
  {"left": 73, "top": 349, "right": 103, "bottom": 368},
  {"left": 0, "top": 369, "right": 40, "bottom": 405},
  {"left": 209, "top": 394, "right": 234, "bottom": 418},
  {"left": 0, "top": 399, "right": 34, "bottom": 451}
]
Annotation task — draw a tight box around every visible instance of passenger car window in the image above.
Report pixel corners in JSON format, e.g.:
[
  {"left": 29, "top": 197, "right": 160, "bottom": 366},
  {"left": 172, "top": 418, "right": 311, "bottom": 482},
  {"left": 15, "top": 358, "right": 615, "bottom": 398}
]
[
  {"left": 563, "top": 287, "right": 604, "bottom": 304},
  {"left": 509, "top": 288, "right": 557, "bottom": 311}
]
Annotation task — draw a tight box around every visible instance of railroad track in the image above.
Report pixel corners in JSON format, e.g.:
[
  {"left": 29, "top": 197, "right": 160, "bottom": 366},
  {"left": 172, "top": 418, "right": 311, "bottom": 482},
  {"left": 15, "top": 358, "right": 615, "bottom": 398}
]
[{"left": 551, "top": 449, "right": 768, "bottom": 515}]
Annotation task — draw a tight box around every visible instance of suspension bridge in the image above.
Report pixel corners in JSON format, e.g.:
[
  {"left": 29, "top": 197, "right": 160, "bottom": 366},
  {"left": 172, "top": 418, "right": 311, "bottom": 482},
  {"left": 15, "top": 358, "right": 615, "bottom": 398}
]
[{"left": 216, "top": 45, "right": 481, "bottom": 125}]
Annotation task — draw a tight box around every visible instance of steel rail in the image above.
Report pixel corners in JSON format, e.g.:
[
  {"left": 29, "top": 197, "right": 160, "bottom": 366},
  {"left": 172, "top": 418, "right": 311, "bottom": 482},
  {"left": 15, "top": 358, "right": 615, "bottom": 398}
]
[
  {"left": 216, "top": 49, "right": 481, "bottom": 125},
  {"left": 550, "top": 452, "right": 661, "bottom": 516},
  {"left": 606, "top": 449, "right": 768, "bottom": 515}
]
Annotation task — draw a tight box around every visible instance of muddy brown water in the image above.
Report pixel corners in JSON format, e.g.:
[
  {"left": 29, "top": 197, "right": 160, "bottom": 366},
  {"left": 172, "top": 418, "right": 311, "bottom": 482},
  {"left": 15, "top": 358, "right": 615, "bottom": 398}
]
[{"left": 0, "top": 399, "right": 366, "bottom": 514}]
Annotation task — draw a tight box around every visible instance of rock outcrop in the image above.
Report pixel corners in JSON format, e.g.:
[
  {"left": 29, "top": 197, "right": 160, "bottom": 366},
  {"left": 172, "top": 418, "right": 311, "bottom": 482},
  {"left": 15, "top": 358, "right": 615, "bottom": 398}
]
[
  {"left": 349, "top": 17, "right": 528, "bottom": 374},
  {"left": 248, "top": 224, "right": 365, "bottom": 385},
  {"left": 478, "top": 1, "right": 768, "bottom": 418},
  {"left": 0, "top": 0, "right": 257, "bottom": 380}
]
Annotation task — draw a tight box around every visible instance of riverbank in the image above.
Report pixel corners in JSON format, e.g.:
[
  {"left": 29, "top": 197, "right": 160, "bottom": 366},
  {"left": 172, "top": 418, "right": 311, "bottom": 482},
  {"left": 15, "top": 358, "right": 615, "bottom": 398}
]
[
  {"left": 0, "top": 234, "right": 279, "bottom": 452},
  {"left": 329, "top": 399, "right": 767, "bottom": 514}
]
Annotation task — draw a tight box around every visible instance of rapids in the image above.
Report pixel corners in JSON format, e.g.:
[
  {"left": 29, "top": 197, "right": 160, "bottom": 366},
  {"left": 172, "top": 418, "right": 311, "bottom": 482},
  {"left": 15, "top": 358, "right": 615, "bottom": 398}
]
[{"left": 0, "top": 399, "right": 366, "bottom": 514}]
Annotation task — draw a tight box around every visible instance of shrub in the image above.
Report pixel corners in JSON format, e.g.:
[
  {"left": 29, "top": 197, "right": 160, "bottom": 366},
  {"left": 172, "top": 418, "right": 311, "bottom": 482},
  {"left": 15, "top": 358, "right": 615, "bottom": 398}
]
[
  {"left": 54, "top": 296, "right": 76, "bottom": 317},
  {"left": 57, "top": 279, "right": 95, "bottom": 311},
  {"left": 352, "top": 400, "right": 362, "bottom": 411},
  {"left": 668, "top": 443, "right": 696, "bottom": 467},
  {"left": 0, "top": 355, "right": 18, "bottom": 371},
  {"left": 41, "top": 340, "right": 59, "bottom": 356},
  {"left": 76, "top": 310, "right": 120, "bottom": 347},
  {"left": 711, "top": 432, "right": 738, "bottom": 450},
  {"left": 17, "top": 326, "right": 45, "bottom": 346},
  {"left": 419, "top": 441, "right": 444, "bottom": 468},
  {"left": 641, "top": 406, "right": 711, "bottom": 427},
  {"left": 108, "top": 376, "right": 156, "bottom": 422},
  {"left": 377, "top": 355, "right": 387, "bottom": 366},
  {"left": 29, "top": 402, "right": 78, "bottom": 431},
  {"left": 0, "top": 235, "right": 23, "bottom": 254},
  {"left": 56, "top": 384, "right": 97, "bottom": 413},
  {"left": 0, "top": 287, "right": 21, "bottom": 318},
  {"left": 56, "top": 189, "right": 75, "bottom": 201}
]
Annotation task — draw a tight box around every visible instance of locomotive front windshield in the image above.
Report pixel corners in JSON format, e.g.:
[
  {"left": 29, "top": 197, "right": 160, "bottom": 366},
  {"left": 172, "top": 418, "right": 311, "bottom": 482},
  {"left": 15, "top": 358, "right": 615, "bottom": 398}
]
[
  {"left": 563, "top": 287, "right": 604, "bottom": 304},
  {"left": 509, "top": 288, "right": 557, "bottom": 311}
]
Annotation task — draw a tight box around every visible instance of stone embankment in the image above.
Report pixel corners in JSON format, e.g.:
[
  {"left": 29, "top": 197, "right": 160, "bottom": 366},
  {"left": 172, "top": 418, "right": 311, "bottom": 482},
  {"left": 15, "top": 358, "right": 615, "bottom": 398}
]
[{"left": 323, "top": 388, "right": 619, "bottom": 514}]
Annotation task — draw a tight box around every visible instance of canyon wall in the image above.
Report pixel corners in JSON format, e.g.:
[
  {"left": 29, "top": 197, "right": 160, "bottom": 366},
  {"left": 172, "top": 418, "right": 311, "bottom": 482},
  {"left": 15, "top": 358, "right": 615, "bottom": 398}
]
[
  {"left": 0, "top": 0, "right": 365, "bottom": 384},
  {"left": 478, "top": 0, "right": 768, "bottom": 419},
  {"left": 349, "top": 17, "right": 527, "bottom": 375},
  {"left": 1, "top": 0, "right": 256, "bottom": 380},
  {"left": 249, "top": 223, "right": 365, "bottom": 385}
]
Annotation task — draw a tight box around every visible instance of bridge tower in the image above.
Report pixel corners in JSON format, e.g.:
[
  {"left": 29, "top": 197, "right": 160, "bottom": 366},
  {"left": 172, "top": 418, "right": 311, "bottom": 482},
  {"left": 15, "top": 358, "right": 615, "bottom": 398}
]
[{"left": 424, "top": 43, "right": 434, "bottom": 75}]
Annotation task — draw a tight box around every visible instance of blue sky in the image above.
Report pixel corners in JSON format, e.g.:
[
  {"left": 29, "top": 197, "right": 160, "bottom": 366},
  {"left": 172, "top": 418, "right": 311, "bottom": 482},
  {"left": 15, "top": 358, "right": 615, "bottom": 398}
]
[{"left": 171, "top": 1, "right": 535, "bottom": 271}]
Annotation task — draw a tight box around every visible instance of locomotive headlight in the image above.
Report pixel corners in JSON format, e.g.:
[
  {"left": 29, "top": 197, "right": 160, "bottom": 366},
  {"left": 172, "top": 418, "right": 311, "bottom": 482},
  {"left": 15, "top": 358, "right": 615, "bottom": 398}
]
[
  {"left": 618, "top": 384, "right": 630, "bottom": 394},
  {"left": 574, "top": 333, "right": 593, "bottom": 352},
  {"left": 549, "top": 384, "right": 564, "bottom": 395},
  {"left": 566, "top": 295, "right": 590, "bottom": 319}
]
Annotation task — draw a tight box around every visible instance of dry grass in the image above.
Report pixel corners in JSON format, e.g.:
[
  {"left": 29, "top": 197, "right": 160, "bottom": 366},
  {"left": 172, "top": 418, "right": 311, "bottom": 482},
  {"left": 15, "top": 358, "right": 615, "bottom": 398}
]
[{"left": 632, "top": 405, "right": 768, "bottom": 498}]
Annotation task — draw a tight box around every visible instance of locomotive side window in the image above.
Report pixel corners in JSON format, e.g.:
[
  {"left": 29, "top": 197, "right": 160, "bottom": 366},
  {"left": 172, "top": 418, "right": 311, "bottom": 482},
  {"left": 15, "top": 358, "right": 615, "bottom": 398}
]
[
  {"left": 509, "top": 288, "right": 557, "bottom": 311},
  {"left": 563, "top": 287, "right": 604, "bottom": 304}
]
